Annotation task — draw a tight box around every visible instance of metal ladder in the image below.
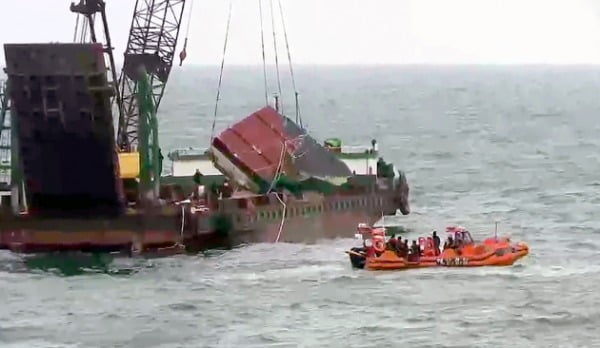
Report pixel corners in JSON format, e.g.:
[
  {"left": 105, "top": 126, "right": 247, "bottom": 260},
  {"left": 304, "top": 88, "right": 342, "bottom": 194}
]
[{"left": 0, "top": 80, "right": 10, "bottom": 190}]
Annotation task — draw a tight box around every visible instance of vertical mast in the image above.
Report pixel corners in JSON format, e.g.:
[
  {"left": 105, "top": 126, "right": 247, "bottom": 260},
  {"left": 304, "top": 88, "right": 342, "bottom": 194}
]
[{"left": 136, "top": 67, "right": 161, "bottom": 201}]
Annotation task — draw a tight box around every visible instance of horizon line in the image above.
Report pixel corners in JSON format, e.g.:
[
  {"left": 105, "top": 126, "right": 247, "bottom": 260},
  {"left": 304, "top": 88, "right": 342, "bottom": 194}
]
[
  {"left": 174, "top": 62, "right": 600, "bottom": 67},
  {"left": 4, "top": 62, "right": 600, "bottom": 73}
]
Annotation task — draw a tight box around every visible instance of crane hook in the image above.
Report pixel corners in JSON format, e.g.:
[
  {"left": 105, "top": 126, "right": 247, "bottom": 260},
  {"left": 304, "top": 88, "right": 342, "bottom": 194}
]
[{"left": 179, "top": 38, "right": 188, "bottom": 66}]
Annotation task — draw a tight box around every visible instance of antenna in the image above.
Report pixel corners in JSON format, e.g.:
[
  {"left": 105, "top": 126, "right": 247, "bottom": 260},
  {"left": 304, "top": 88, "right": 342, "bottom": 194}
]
[
  {"left": 380, "top": 208, "right": 386, "bottom": 236},
  {"left": 494, "top": 221, "right": 498, "bottom": 241},
  {"left": 274, "top": 94, "right": 280, "bottom": 112}
]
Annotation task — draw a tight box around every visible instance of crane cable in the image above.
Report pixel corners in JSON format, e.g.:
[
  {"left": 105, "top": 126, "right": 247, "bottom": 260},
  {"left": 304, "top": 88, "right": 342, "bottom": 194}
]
[
  {"left": 277, "top": 0, "right": 302, "bottom": 127},
  {"left": 185, "top": 0, "right": 195, "bottom": 37},
  {"left": 73, "top": 14, "right": 89, "bottom": 43},
  {"left": 269, "top": 0, "right": 305, "bottom": 241},
  {"left": 73, "top": 14, "right": 80, "bottom": 42},
  {"left": 81, "top": 17, "right": 88, "bottom": 43},
  {"left": 268, "top": 0, "right": 284, "bottom": 114},
  {"left": 179, "top": 0, "right": 195, "bottom": 66},
  {"left": 258, "top": 0, "right": 269, "bottom": 105},
  {"left": 85, "top": 13, "right": 96, "bottom": 43},
  {"left": 76, "top": 15, "right": 89, "bottom": 43},
  {"left": 210, "top": 1, "right": 233, "bottom": 143}
]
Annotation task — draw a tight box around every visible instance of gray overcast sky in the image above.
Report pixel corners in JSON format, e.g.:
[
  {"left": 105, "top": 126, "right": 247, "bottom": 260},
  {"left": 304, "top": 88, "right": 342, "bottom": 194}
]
[{"left": 2, "top": 0, "right": 600, "bottom": 65}]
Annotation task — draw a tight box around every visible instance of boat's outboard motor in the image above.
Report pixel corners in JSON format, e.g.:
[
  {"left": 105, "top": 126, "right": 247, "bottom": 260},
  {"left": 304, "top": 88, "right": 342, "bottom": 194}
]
[{"left": 349, "top": 247, "right": 367, "bottom": 269}]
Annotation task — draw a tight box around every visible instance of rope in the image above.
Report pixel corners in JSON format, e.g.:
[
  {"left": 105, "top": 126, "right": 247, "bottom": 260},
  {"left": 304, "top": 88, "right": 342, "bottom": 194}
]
[
  {"left": 270, "top": 139, "right": 287, "bottom": 243},
  {"left": 210, "top": 1, "right": 233, "bottom": 143},
  {"left": 180, "top": 205, "right": 186, "bottom": 241},
  {"left": 258, "top": 0, "right": 269, "bottom": 105},
  {"left": 277, "top": 0, "right": 302, "bottom": 126},
  {"left": 274, "top": 192, "right": 287, "bottom": 243},
  {"left": 268, "top": 0, "right": 284, "bottom": 113},
  {"left": 267, "top": 138, "right": 287, "bottom": 193},
  {"left": 258, "top": 131, "right": 300, "bottom": 243}
]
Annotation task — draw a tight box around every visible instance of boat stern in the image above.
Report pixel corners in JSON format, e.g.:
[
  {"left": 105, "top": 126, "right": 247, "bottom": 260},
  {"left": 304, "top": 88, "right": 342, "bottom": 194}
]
[{"left": 346, "top": 247, "right": 367, "bottom": 269}]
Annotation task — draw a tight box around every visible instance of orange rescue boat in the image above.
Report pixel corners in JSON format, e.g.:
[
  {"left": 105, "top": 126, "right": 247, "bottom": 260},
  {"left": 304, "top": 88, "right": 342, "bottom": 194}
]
[{"left": 347, "top": 225, "right": 529, "bottom": 271}]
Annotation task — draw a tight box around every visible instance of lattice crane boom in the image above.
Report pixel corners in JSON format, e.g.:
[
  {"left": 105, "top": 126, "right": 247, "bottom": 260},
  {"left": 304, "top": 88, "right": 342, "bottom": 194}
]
[{"left": 116, "top": 0, "right": 187, "bottom": 151}]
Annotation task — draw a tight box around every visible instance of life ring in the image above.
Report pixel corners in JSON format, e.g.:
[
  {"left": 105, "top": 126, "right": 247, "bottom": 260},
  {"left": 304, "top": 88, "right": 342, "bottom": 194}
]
[{"left": 372, "top": 235, "right": 386, "bottom": 253}]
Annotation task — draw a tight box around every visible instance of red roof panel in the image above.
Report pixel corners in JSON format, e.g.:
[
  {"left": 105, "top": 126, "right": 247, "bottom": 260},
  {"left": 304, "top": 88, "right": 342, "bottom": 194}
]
[
  {"left": 212, "top": 105, "right": 353, "bottom": 185},
  {"left": 219, "top": 130, "right": 272, "bottom": 176},
  {"left": 214, "top": 106, "right": 297, "bottom": 180}
]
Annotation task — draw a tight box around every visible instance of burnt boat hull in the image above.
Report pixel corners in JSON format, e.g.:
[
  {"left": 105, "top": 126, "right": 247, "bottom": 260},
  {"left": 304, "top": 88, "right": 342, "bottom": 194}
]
[
  {"left": 0, "top": 222, "right": 228, "bottom": 254},
  {"left": 1, "top": 158, "right": 407, "bottom": 254},
  {"left": 233, "top": 207, "right": 387, "bottom": 244},
  {"left": 0, "top": 204, "right": 212, "bottom": 252},
  {"left": 0, "top": 214, "right": 179, "bottom": 253},
  {"left": 0, "top": 190, "right": 399, "bottom": 253}
]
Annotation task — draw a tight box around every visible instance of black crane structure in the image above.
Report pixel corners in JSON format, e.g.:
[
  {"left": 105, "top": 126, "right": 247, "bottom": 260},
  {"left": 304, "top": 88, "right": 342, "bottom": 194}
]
[
  {"left": 116, "top": 0, "right": 187, "bottom": 152},
  {"left": 71, "top": 0, "right": 187, "bottom": 152},
  {"left": 70, "top": 0, "right": 124, "bottom": 131}
]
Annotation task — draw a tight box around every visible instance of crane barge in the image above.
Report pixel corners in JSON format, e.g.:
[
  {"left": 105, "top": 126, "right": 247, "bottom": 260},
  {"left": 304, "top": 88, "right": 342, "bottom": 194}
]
[
  {"left": 0, "top": 0, "right": 412, "bottom": 255},
  {"left": 0, "top": 0, "right": 201, "bottom": 254}
]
